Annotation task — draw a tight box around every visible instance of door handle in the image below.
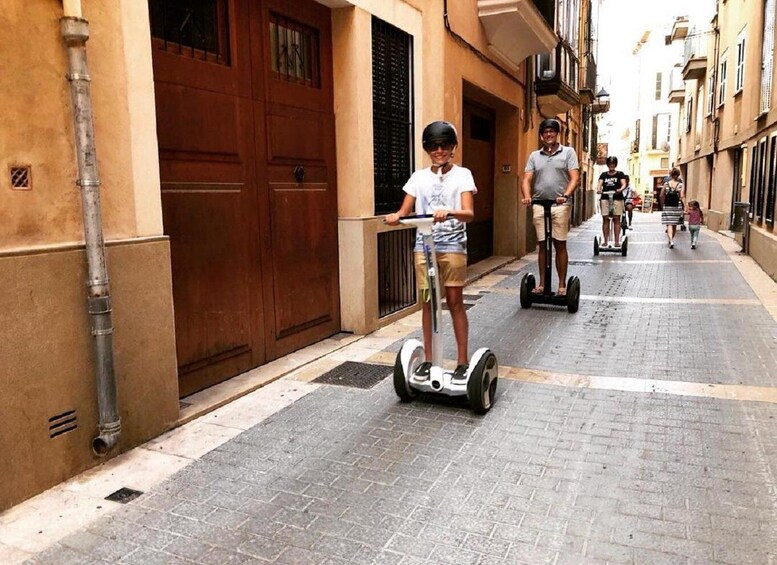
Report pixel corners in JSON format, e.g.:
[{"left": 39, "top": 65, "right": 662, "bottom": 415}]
[{"left": 293, "top": 165, "right": 305, "bottom": 183}]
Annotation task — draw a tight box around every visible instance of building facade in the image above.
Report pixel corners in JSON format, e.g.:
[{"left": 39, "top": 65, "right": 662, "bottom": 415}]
[
  {"left": 668, "top": 0, "right": 777, "bottom": 278},
  {"left": 0, "top": 0, "right": 597, "bottom": 510}
]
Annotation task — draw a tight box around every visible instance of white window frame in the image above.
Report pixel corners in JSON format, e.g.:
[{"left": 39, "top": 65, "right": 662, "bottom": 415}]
[
  {"left": 735, "top": 29, "right": 746, "bottom": 94},
  {"left": 707, "top": 72, "right": 715, "bottom": 116},
  {"left": 718, "top": 50, "right": 728, "bottom": 107}
]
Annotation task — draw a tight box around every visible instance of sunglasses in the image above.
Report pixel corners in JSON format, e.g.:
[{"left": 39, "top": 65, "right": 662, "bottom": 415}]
[{"left": 423, "top": 142, "right": 455, "bottom": 152}]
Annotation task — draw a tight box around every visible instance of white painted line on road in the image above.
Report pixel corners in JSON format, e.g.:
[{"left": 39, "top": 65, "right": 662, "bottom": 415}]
[
  {"left": 580, "top": 295, "right": 760, "bottom": 305},
  {"left": 571, "top": 259, "right": 731, "bottom": 264},
  {"left": 365, "top": 351, "right": 777, "bottom": 405}
]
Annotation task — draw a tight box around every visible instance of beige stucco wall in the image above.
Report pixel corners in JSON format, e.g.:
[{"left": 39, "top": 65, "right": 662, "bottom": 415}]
[
  {"left": 0, "top": 239, "right": 179, "bottom": 511},
  {"left": 749, "top": 225, "right": 777, "bottom": 281},
  {"left": 0, "top": 1, "right": 177, "bottom": 510},
  {"left": 0, "top": 0, "right": 161, "bottom": 252}
]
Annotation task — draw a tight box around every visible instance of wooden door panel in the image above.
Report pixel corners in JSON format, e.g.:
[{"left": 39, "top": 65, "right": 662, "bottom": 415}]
[
  {"left": 162, "top": 189, "right": 252, "bottom": 367},
  {"left": 267, "top": 109, "right": 326, "bottom": 163},
  {"left": 269, "top": 185, "right": 335, "bottom": 338},
  {"left": 155, "top": 83, "right": 243, "bottom": 161}
]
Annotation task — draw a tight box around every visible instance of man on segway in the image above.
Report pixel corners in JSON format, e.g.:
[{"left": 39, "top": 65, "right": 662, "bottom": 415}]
[{"left": 521, "top": 118, "right": 579, "bottom": 297}]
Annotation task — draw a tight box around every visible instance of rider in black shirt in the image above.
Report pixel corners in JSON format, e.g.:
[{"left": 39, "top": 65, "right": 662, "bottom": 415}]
[{"left": 596, "top": 156, "right": 627, "bottom": 247}]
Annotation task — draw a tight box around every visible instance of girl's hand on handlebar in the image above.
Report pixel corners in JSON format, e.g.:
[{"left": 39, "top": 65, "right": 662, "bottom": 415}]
[
  {"left": 433, "top": 209, "right": 451, "bottom": 223},
  {"left": 385, "top": 213, "right": 400, "bottom": 226}
]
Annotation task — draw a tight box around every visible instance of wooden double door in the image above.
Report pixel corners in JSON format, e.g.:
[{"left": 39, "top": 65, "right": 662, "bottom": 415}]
[{"left": 151, "top": 0, "right": 340, "bottom": 396}]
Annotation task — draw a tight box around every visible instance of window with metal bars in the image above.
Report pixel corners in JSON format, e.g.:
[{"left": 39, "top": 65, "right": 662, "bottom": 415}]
[
  {"left": 377, "top": 229, "right": 416, "bottom": 318},
  {"left": 269, "top": 13, "right": 321, "bottom": 88},
  {"left": 372, "top": 17, "right": 414, "bottom": 216},
  {"left": 149, "top": 0, "right": 230, "bottom": 65},
  {"left": 766, "top": 137, "right": 776, "bottom": 225},
  {"left": 756, "top": 137, "right": 768, "bottom": 221}
]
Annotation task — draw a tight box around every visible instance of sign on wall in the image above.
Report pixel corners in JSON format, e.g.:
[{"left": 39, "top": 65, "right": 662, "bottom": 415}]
[{"left": 596, "top": 143, "right": 608, "bottom": 165}]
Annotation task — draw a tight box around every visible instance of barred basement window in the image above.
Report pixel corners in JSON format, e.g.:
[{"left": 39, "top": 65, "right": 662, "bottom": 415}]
[
  {"left": 372, "top": 17, "right": 414, "bottom": 215},
  {"left": 149, "top": 0, "right": 230, "bottom": 65}
]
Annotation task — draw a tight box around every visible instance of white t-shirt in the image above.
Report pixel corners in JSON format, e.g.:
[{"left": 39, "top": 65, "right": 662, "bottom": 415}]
[{"left": 402, "top": 164, "right": 477, "bottom": 253}]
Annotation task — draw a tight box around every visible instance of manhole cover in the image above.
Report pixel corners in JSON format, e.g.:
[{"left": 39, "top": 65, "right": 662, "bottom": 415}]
[
  {"left": 105, "top": 487, "right": 143, "bottom": 504},
  {"left": 313, "top": 361, "right": 391, "bottom": 389}
]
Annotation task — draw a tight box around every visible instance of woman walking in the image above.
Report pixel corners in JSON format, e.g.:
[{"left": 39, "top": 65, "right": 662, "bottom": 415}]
[{"left": 660, "top": 168, "right": 685, "bottom": 248}]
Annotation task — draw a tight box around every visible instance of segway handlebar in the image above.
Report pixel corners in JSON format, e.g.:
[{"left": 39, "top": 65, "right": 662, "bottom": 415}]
[{"left": 531, "top": 199, "right": 561, "bottom": 207}]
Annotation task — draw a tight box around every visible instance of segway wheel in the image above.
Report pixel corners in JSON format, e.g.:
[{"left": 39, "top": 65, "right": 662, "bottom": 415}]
[
  {"left": 566, "top": 276, "right": 581, "bottom": 313},
  {"left": 593, "top": 237, "right": 600, "bottom": 256},
  {"left": 519, "top": 273, "right": 535, "bottom": 309},
  {"left": 621, "top": 237, "right": 628, "bottom": 257},
  {"left": 467, "top": 351, "right": 498, "bottom": 414},
  {"left": 393, "top": 343, "right": 423, "bottom": 403}
]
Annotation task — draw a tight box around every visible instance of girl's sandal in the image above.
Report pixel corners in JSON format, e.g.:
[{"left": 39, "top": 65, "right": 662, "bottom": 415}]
[
  {"left": 557, "top": 287, "right": 567, "bottom": 297},
  {"left": 531, "top": 286, "right": 544, "bottom": 295}
]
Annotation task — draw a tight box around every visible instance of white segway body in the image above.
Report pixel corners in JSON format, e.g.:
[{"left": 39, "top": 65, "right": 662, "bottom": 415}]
[{"left": 391, "top": 215, "right": 498, "bottom": 413}]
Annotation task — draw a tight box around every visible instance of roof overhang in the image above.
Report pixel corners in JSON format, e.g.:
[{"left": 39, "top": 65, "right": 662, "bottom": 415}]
[{"left": 478, "top": 0, "right": 558, "bottom": 66}]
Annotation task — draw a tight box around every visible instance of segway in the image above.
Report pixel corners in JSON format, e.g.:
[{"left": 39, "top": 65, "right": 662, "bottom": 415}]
[
  {"left": 519, "top": 199, "right": 581, "bottom": 313},
  {"left": 392, "top": 215, "right": 498, "bottom": 414},
  {"left": 594, "top": 191, "right": 628, "bottom": 257}
]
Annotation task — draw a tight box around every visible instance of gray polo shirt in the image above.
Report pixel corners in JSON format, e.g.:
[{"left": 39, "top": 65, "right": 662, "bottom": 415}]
[{"left": 525, "top": 144, "right": 579, "bottom": 202}]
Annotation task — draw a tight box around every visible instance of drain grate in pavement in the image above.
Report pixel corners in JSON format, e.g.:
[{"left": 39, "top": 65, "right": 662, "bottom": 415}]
[
  {"left": 568, "top": 260, "right": 595, "bottom": 265},
  {"left": 105, "top": 487, "right": 143, "bottom": 504},
  {"left": 313, "top": 361, "right": 391, "bottom": 389},
  {"left": 495, "top": 269, "right": 520, "bottom": 275}
]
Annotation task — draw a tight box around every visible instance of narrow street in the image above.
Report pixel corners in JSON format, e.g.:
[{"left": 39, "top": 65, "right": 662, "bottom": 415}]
[{"left": 21, "top": 212, "right": 777, "bottom": 564}]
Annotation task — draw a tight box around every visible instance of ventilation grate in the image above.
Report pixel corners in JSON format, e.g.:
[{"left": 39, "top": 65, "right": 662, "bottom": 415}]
[
  {"left": 10, "top": 166, "right": 31, "bottom": 190},
  {"left": 313, "top": 361, "right": 391, "bottom": 389},
  {"left": 49, "top": 410, "right": 78, "bottom": 439},
  {"left": 105, "top": 487, "right": 143, "bottom": 504}
]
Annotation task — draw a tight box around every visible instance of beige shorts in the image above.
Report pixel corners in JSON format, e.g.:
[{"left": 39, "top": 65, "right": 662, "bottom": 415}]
[
  {"left": 414, "top": 252, "right": 466, "bottom": 289},
  {"left": 533, "top": 204, "right": 571, "bottom": 241},
  {"left": 600, "top": 199, "right": 624, "bottom": 217}
]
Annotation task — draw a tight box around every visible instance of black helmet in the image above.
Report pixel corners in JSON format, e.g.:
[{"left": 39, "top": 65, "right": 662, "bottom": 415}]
[
  {"left": 606, "top": 156, "right": 618, "bottom": 165},
  {"left": 539, "top": 118, "right": 561, "bottom": 133},
  {"left": 422, "top": 121, "right": 458, "bottom": 150}
]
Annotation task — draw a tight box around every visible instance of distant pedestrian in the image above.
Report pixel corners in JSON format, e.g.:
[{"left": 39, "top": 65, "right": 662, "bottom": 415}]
[
  {"left": 688, "top": 200, "right": 703, "bottom": 249},
  {"left": 660, "top": 168, "right": 685, "bottom": 248},
  {"left": 623, "top": 174, "right": 635, "bottom": 228}
]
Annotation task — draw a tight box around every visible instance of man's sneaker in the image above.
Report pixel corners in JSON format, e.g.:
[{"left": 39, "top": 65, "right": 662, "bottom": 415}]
[
  {"left": 669, "top": 241, "right": 674, "bottom": 249},
  {"left": 415, "top": 362, "right": 432, "bottom": 380},
  {"left": 452, "top": 364, "right": 469, "bottom": 381},
  {"left": 691, "top": 244, "right": 696, "bottom": 249}
]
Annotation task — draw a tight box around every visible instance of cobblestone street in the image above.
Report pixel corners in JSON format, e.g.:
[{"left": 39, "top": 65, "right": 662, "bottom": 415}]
[{"left": 21, "top": 213, "right": 777, "bottom": 564}]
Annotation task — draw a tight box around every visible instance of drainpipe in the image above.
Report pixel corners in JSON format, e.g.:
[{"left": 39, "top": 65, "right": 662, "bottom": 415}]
[{"left": 60, "top": 2, "right": 121, "bottom": 456}]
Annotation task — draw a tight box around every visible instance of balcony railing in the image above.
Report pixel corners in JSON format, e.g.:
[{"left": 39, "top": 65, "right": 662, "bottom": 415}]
[
  {"left": 682, "top": 29, "right": 712, "bottom": 80},
  {"left": 537, "top": 41, "right": 578, "bottom": 91},
  {"left": 668, "top": 65, "right": 685, "bottom": 103},
  {"left": 579, "top": 52, "right": 596, "bottom": 104}
]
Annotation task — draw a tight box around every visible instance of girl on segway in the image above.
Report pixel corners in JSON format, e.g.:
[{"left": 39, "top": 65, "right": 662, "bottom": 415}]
[{"left": 384, "top": 121, "right": 476, "bottom": 381}]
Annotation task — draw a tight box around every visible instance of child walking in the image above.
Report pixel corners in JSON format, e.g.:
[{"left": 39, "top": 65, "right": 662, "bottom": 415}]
[
  {"left": 688, "top": 200, "right": 703, "bottom": 249},
  {"left": 385, "top": 121, "right": 476, "bottom": 381}
]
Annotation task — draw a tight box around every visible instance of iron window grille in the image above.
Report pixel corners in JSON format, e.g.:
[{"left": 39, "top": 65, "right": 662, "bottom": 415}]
[
  {"left": 372, "top": 16, "right": 414, "bottom": 215},
  {"left": 766, "top": 137, "right": 776, "bottom": 225},
  {"left": 377, "top": 229, "right": 416, "bottom": 318},
  {"left": 269, "top": 13, "right": 321, "bottom": 88},
  {"left": 149, "top": 0, "right": 230, "bottom": 65}
]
